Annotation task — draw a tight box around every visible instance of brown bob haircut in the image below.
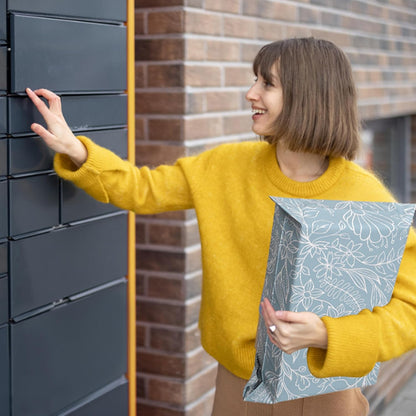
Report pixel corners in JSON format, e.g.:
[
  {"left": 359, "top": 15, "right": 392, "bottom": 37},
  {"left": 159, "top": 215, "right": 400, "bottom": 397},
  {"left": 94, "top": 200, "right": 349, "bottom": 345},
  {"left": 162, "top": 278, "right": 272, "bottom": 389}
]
[{"left": 253, "top": 37, "right": 360, "bottom": 160}]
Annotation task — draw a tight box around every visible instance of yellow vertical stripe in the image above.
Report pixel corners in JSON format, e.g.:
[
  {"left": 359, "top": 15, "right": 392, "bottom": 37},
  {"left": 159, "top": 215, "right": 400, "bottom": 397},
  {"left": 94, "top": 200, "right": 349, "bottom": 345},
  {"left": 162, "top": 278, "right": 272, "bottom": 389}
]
[{"left": 127, "top": 0, "right": 136, "bottom": 415}]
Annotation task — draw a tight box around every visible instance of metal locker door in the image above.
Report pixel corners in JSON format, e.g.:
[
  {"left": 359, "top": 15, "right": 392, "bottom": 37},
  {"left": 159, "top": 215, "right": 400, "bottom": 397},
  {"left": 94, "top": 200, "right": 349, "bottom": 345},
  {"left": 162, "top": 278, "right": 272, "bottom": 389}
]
[
  {"left": 10, "top": 13, "right": 127, "bottom": 93},
  {"left": 0, "top": 325, "right": 9, "bottom": 416},
  {"left": 10, "top": 213, "right": 128, "bottom": 317},
  {"left": 8, "top": 0, "right": 126, "bottom": 22},
  {"left": 8, "top": 173, "right": 60, "bottom": 237},
  {"left": 8, "top": 94, "right": 127, "bottom": 136},
  {"left": 57, "top": 378, "right": 129, "bottom": 416},
  {"left": 0, "top": 139, "right": 6, "bottom": 177},
  {"left": 11, "top": 281, "right": 127, "bottom": 416},
  {"left": 0, "top": 180, "right": 7, "bottom": 239},
  {"left": 9, "top": 136, "right": 54, "bottom": 176}
]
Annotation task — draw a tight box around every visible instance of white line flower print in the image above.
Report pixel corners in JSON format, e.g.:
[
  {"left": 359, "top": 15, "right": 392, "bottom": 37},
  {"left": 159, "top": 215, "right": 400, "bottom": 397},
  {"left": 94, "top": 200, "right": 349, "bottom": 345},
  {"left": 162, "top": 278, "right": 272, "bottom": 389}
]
[
  {"left": 291, "top": 279, "right": 324, "bottom": 310},
  {"left": 244, "top": 197, "right": 416, "bottom": 404}
]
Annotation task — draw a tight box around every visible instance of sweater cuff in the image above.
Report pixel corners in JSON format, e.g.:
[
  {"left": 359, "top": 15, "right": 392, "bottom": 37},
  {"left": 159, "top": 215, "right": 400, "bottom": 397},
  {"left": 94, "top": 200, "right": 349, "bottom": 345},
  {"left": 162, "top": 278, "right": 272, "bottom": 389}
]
[
  {"left": 54, "top": 135, "right": 122, "bottom": 203},
  {"left": 307, "top": 311, "right": 378, "bottom": 378}
]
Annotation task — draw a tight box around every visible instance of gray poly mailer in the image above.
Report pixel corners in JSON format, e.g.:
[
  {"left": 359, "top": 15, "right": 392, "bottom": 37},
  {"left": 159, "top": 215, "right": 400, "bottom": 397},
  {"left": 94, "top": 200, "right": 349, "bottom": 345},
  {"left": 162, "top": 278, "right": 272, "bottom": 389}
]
[{"left": 244, "top": 197, "right": 416, "bottom": 403}]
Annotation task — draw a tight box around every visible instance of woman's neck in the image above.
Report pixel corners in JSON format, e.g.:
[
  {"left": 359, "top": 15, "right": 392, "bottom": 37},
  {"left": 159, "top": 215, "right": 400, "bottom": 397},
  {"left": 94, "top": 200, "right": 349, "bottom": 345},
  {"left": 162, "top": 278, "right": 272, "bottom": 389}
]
[{"left": 275, "top": 142, "right": 329, "bottom": 182}]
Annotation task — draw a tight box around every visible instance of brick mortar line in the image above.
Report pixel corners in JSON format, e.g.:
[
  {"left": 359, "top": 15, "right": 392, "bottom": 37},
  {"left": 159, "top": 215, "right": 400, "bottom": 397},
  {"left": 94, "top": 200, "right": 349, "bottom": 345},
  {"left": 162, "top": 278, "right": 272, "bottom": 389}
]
[
  {"left": 136, "top": 321, "right": 199, "bottom": 331},
  {"left": 136, "top": 293, "right": 201, "bottom": 306},
  {"left": 136, "top": 242, "right": 201, "bottom": 252},
  {"left": 137, "top": 361, "right": 218, "bottom": 383},
  {"left": 137, "top": 344, "right": 206, "bottom": 357},
  {"left": 135, "top": 217, "right": 199, "bottom": 226}
]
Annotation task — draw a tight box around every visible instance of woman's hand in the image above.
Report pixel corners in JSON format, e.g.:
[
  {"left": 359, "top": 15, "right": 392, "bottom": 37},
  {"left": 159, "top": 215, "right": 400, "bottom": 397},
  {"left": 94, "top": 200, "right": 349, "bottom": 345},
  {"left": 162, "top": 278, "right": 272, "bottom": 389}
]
[
  {"left": 261, "top": 298, "right": 328, "bottom": 354},
  {"left": 26, "top": 88, "right": 88, "bottom": 167}
]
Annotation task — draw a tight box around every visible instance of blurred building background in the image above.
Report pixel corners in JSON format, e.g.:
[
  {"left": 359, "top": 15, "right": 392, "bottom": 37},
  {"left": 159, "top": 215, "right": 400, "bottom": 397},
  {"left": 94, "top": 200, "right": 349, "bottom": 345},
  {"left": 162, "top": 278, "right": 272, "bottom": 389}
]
[{"left": 133, "top": 1, "right": 416, "bottom": 415}]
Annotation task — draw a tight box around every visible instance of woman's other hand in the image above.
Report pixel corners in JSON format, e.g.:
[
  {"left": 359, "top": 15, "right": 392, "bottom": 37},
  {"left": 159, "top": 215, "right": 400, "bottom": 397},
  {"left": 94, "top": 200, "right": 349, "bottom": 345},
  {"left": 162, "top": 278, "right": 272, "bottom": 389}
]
[
  {"left": 261, "top": 297, "right": 328, "bottom": 354},
  {"left": 26, "top": 88, "right": 88, "bottom": 167}
]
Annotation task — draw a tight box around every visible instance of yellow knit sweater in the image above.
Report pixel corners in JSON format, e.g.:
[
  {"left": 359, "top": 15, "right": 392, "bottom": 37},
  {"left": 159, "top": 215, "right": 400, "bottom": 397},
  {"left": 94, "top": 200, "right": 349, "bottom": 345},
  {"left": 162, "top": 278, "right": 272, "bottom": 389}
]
[{"left": 55, "top": 136, "right": 416, "bottom": 380}]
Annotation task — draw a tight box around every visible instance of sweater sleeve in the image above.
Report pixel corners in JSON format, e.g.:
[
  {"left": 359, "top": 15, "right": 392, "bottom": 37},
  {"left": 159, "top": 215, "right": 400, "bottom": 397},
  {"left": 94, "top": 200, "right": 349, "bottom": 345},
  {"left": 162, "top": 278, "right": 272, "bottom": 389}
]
[
  {"left": 307, "top": 228, "right": 416, "bottom": 378},
  {"left": 54, "top": 135, "right": 194, "bottom": 214}
]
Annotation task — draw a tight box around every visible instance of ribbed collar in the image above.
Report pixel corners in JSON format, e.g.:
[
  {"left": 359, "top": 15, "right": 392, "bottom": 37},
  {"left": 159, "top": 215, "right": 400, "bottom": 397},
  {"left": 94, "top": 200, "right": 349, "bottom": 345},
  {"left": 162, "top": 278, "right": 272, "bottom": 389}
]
[{"left": 263, "top": 144, "right": 347, "bottom": 197}]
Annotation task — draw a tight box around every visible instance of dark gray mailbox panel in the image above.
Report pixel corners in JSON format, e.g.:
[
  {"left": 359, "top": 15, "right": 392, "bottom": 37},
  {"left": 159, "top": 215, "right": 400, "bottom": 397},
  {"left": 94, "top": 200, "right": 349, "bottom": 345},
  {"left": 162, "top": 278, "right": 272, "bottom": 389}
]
[
  {"left": 8, "top": 0, "right": 126, "bottom": 22},
  {"left": 0, "top": 0, "right": 6, "bottom": 42},
  {"left": 0, "top": 139, "right": 6, "bottom": 177},
  {"left": 0, "top": 97, "right": 6, "bottom": 136},
  {"left": 9, "top": 174, "right": 60, "bottom": 237},
  {"left": 10, "top": 13, "right": 126, "bottom": 93},
  {"left": 61, "top": 129, "right": 128, "bottom": 223},
  {"left": 9, "top": 136, "right": 54, "bottom": 176},
  {"left": 0, "top": 47, "right": 6, "bottom": 93},
  {"left": 0, "top": 180, "right": 7, "bottom": 240},
  {"left": 57, "top": 378, "right": 128, "bottom": 416},
  {"left": 0, "top": 275, "right": 8, "bottom": 325},
  {"left": 0, "top": 241, "right": 7, "bottom": 275},
  {"left": 10, "top": 213, "right": 127, "bottom": 318},
  {"left": 0, "top": 325, "right": 9, "bottom": 416},
  {"left": 11, "top": 281, "right": 127, "bottom": 416},
  {"left": 8, "top": 94, "right": 127, "bottom": 136}
]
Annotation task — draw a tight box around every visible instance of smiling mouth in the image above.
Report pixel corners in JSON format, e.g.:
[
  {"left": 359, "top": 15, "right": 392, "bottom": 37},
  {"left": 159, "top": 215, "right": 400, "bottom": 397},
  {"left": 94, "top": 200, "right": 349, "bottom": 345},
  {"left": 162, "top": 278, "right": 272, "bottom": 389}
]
[{"left": 252, "top": 108, "right": 267, "bottom": 115}]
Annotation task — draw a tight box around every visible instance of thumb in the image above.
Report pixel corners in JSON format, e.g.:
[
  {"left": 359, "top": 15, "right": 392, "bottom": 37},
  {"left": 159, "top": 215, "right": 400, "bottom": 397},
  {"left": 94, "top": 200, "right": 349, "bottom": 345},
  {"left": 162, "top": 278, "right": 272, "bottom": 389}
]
[{"left": 274, "top": 310, "right": 305, "bottom": 323}]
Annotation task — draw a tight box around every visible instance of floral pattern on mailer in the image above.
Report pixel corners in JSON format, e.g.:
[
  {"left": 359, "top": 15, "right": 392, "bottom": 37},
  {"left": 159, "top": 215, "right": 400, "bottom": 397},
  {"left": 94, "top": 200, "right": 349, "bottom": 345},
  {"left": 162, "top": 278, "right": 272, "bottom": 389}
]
[{"left": 244, "top": 197, "right": 416, "bottom": 404}]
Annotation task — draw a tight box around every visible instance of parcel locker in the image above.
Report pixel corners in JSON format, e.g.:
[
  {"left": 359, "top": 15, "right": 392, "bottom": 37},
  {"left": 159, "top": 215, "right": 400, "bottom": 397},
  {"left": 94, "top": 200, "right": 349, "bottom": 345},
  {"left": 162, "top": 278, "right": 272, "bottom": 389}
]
[
  {"left": 11, "top": 280, "right": 127, "bottom": 416},
  {"left": 8, "top": 94, "right": 127, "bottom": 136},
  {"left": 57, "top": 378, "right": 128, "bottom": 416},
  {"left": 0, "top": 275, "right": 7, "bottom": 324},
  {"left": 0, "top": 325, "right": 9, "bottom": 415},
  {"left": 8, "top": 0, "right": 126, "bottom": 22},
  {"left": 62, "top": 181, "right": 121, "bottom": 224},
  {"left": 10, "top": 213, "right": 127, "bottom": 317},
  {"left": 0, "top": 97, "right": 6, "bottom": 135},
  {"left": 9, "top": 136, "right": 54, "bottom": 176},
  {"left": 0, "top": 47, "right": 6, "bottom": 93},
  {"left": 0, "top": 139, "right": 6, "bottom": 177},
  {"left": 9, "top": 173, "right": 60, "bottom": 237},
  {"left": 10, "top": 13, "right": 127, "bottom": 93},
  {"left": 0, "top": 0, "right": 6, "bottom": 43},
  {"left": 0, "top": 241, "right": 7, "bottom": 275},
  {"left": 81, "top": 128, "right": 128, "bottom": 159},
  {"left": 0, "top": 180, "right": 7, "bottom": 239}
]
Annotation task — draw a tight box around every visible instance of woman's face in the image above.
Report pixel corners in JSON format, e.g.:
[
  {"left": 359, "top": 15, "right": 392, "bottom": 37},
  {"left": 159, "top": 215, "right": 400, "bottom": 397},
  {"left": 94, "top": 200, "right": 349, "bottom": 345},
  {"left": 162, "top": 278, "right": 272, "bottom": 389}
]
[{"left": 245, "top": 65, "right": 283, "bottom": 137}]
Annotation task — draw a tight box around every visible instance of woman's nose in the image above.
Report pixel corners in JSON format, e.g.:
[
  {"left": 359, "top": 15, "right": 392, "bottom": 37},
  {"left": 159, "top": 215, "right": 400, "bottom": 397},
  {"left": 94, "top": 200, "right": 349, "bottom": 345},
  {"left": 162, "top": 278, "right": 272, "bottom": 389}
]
[{"left": 245, "top": 84, "right": 259, "bottom": 102}]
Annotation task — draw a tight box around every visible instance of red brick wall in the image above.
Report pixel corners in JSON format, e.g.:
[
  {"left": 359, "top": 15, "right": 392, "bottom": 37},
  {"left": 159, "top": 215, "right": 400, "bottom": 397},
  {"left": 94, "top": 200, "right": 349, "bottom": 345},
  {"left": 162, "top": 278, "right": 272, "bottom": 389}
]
[{"left": 134, "top": 1, "right": 416, "bottom": 414}]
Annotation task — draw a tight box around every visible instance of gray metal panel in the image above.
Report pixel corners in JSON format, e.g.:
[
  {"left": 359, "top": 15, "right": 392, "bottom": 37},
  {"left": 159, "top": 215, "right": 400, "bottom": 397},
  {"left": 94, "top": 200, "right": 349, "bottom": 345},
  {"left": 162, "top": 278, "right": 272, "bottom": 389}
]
[
  {"left": 81, "top": 128, "right": 128, "bottom": 159},
  {"left": 0, "top": 139, "right": 6, "bottom": 177},
  {"left": 10, "top": 213, "right": 127, "bottom": 317},
  {"left": 61, "top": 128, "right": 127, "bottom": 223},
  {"left": 11, "top": 281, "right": 127, "bottom": 416},
  {"left": 0, "top": 241, "right": 7, "bottom": 275},
  {"left": 0, "top": 97, "right": 6, "bottom": 135},
  {"left": 9, "top": 136, "right": 54, "bottom": 176},
  {"left": 62, "top": 182, "right": 120, "bottom": 224},
  {"left": 9, "top": 174, "right": 60, "bottom": 237},
  {"left": 8, "top": 94, "right": 127, "bottom": 135},
  {"left": 0, "top": 0, "right": 6, "bottom": 42},
  {"left": 0, "top": 325, "right": 9, "bottom": 416},
  {"left": 0, "top": 48, "right": 6, "bottom": 92},
  {"left": 0, "top": 276, "right": 7, "bottom": 324},
  {"left": 0, "top": 180, "right": 7, "bottom": 239},
  {"left": 10, "top": 14, "right": 126, "bottom": 93},
  {"left": 57, "top": 378, "right": 128, "bottom": 416},
  {"left": 8, "top": 0, "right": 126, "bottom": 22}
]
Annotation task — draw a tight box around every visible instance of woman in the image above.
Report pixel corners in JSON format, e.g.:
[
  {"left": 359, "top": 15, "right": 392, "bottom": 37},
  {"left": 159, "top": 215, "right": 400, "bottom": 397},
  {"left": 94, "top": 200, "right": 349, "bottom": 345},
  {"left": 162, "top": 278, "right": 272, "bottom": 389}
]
[{"left": 26, "top": 38, "right": 416, "bottom": 415}]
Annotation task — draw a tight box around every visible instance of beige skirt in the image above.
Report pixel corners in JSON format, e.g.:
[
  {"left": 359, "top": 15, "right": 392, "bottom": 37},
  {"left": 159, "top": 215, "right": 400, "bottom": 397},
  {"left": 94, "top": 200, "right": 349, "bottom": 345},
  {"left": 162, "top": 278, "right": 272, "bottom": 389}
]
[{"left": 211, "top": 364, "right": 369, "bottom": 416}]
